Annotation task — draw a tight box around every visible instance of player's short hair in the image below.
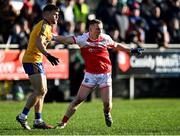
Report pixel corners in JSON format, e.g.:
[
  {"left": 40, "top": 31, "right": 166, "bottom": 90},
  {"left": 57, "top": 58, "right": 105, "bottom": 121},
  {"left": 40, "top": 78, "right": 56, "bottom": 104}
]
[
  {"left": 43, "top": 4, "right": 59, "bottom": 13},
  {"left": 89, "top": 19, "right": 102, "bottom": 26}
]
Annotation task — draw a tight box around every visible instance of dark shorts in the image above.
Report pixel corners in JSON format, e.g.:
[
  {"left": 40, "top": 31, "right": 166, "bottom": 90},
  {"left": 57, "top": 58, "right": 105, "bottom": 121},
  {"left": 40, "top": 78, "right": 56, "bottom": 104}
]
[{"left": 23, "top": 63, "right": 45, "bottom": 76}]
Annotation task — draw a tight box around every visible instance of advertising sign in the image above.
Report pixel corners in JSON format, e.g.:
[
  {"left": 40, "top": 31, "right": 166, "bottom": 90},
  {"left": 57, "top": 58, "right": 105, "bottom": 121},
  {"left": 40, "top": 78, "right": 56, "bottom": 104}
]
[
  {"left": 118, "top": 49, "right": 180, "bottom": 77},
  {"left": 0, "top": 49, "right": 69, "bottom": 80}
]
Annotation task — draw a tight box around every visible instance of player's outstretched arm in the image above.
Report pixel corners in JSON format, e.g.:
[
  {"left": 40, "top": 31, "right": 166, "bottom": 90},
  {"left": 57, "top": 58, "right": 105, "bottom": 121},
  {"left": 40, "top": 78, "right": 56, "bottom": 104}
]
[
  {"left": 114, "top": 42, "right": 131, "bottom": 52},
  {"left": 52, "top": 35, "right": 75, "bottom": 45},
  {"left": 114, "top": 42, "right": 144, "bottom": 55}
]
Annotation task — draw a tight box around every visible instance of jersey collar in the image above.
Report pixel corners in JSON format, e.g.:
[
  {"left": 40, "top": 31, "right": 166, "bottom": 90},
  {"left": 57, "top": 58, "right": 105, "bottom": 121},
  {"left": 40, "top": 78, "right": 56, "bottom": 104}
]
[{"left": 88, "top": 33, "right": 103, "bottom": 42}]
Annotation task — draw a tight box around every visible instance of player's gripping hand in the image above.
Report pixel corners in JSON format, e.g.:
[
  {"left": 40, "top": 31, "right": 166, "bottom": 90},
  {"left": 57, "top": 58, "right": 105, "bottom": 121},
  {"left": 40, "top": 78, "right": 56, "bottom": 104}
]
[
  {"left": 46, "top": 53, "right": 59, "bottom": 66},
  {"left": 130, "top": 48, "right": 144, "bottom": 55}
]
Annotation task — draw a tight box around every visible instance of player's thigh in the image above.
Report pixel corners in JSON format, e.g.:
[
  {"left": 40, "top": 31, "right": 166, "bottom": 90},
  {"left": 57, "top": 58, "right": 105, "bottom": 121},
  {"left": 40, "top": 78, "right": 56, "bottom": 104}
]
[
  {"left": 76, "top": 85, "right": 93, "bottom": 101},
  {"left": 98, "top": 73, "right": 112, "bottom": 88},
  {"left": 100, "top": 86, "right": 112, "bottom": 103},
  {"left": 29, "top": 74, "right": 47, "bottom": 93},
  {"left": 81, "top": 72, "right": 97, "bottom": 88}
]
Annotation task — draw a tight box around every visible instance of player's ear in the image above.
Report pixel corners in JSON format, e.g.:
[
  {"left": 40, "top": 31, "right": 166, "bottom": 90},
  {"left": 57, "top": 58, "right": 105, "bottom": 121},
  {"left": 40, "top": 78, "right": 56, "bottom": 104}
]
[
  {"left": 42, "top": 12, "right": 46, "bottom": 18},
  {"left": 42, "top": 11, "right": 48, "bottom": 18},
  {"left": 89, "top": 25, "right": 92, "bottom": 32}
]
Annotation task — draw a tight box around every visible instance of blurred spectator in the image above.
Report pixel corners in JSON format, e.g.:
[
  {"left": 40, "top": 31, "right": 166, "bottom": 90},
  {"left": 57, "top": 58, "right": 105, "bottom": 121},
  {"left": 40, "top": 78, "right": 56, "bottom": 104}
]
[
  {"left": 109, "top": 27, "right": 121, "bottom": 42},
  {"left": 0, "top": 0, "right": 179, "bottom": 47},
  {"left": 74, "top": 21, "right": 86, "bottom": 35},
  {"left": 35, "top": 0, "right": 57, "bottom": 9},
  {"left": 62, "top": 21, "right": 75, "bottom": 36},
  {"left": 126, "top": 24, "right": 145, "bottom": 47},
  {"left": 166, "top": 0, "right": 180, "bottom": 21},
  {"left": 168, "top": 17, "right": 180, "bottom": 44},
  {"left": 146, "top": 6, "right": 170, "bottom": 48},
  {"left": 156, "top": 20, "right": 170, "bottom": 48},
  {"left": 126, "top": 2, "right": 147, "bottom": 47},
  {"left": 141, "top": 0, "right": 155, "bottom": 20},
  {"left": 11, "top": 19, "right": 30, "bottom": 49},
  {"left": 0, "top": 0, "right": 19, "bottom": 43},
  {"left": 30, "top": 4, "right": 42, "bottom": 26},
  {"left": 34, "top": 0, "right": 46, "bottom": 9},
  {"left": 96, "top": 0, "right": 119, "bottom": 32},
  {"left": 59, "top": 0, "right": 75, "bottom": 23},
  {"left": 146, "top": 6, "right": 161, "bottom": 43},
  {"left": 153, "top": 0, "right": 169, "bottom": 19},
  {"left": 18, "top": 0, "right": 42, "bottom": 28},
  {"left": 127, "top": 0, "right": 143, "bottom": 5},
  {"left": 116, "top": 3, "right": 130, "bottom": 41},
  {"left": 19, "top": 0, "right": 33, "bottom": 26},
  {"left": 73, "top": 0, "right": 89, "bottom": 23},
  {"left": 56, "top": 0, "right": 66, "bottom": 35}
]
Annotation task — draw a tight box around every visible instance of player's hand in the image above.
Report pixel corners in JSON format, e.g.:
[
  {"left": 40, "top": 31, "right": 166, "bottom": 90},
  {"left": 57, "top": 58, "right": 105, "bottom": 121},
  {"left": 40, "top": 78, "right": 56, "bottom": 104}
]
[
  {"left": 51, "top": 34, "right": 57, "bottom": 41},
  {"left": 46, "top": 53, "right": 59, "bottom": 66},
  {"left": 130, "top": 47, "right": 144, "bottom": 55}
]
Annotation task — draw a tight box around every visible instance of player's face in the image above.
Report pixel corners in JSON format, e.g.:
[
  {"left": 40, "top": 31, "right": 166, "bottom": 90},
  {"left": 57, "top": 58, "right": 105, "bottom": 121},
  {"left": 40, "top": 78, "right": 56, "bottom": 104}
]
[
  {"left": 89, "top": 23, "right": 103, "bottom": 38},
  {"left": 47, "top": 10, "right": 59, "bottom": 25}
]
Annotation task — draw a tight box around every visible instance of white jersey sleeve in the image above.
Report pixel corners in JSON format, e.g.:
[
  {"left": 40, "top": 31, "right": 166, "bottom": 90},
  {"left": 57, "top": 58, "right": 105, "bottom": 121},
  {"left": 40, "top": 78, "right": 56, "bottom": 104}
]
[
  {"left": 74, "top": 33, "right": 89, "bottom": 47},
  {"left": 102, "top": 34, "right": 116, "bottom": 48}
]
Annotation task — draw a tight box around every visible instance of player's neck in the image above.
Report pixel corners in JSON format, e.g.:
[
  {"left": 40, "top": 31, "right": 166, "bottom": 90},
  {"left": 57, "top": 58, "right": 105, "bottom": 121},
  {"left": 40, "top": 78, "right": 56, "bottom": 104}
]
[{"left": 89, "top": 33, "right": 99, "bottom": 41}]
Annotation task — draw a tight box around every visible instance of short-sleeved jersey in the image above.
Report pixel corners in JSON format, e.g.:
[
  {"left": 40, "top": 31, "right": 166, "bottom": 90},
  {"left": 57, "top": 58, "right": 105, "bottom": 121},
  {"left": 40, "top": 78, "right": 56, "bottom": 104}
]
[
  {"left": 22, "top": 20, "right": 52, "bottom": 63},
  {"left": 73, "top": 33, "right": 115, "bottom": 74}
]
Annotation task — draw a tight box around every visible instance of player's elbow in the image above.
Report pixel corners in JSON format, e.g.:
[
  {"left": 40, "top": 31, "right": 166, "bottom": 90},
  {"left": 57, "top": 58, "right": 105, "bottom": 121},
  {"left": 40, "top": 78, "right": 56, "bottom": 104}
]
[{"left": 36, "top": 37, "right": 41, "bottom": 45}]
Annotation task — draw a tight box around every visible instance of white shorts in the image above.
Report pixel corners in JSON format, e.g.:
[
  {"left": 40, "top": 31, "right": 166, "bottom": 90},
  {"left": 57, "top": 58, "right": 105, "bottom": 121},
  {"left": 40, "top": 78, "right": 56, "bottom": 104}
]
[{"left": 81, "top": 72, "right": 112, "bottom": 88}]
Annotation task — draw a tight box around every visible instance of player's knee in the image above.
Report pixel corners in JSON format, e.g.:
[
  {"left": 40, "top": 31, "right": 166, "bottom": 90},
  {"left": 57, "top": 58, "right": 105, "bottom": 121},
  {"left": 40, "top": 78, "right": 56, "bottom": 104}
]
[
  {"left": 104, "top": 101, "right": 109, "bottom": 107},
  {"left": 35, "top": 88, "right": 47, "bottom": 97}
]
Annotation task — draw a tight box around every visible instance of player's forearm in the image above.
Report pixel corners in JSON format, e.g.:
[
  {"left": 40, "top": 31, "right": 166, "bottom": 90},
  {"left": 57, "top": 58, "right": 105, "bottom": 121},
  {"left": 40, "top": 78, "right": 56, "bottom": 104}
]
[
  {"left": 37, "top": 45, "right": 49, "bottom": 56},
  {"left": 52, "top": 35, "right": 74, "bottom": 45},
  {"left": 115, "top": 42, "right": 131, "bottom": 53},
  {"left": 36, "top": 38, "right": 49, "bottom": 56},
  {"left": 116, "top": 42, "right": 144, "bottom": 55}
]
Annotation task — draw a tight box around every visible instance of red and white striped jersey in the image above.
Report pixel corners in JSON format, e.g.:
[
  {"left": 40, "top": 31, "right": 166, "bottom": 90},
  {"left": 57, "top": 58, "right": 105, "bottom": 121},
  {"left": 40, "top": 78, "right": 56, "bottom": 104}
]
[{"left": 73, "top": 32, "right": 115, "bottom": 74}]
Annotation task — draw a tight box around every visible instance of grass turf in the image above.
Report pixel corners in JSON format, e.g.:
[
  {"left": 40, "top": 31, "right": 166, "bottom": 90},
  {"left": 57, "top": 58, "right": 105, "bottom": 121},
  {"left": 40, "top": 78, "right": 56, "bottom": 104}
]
[{"left": 0, "top": 99, "right": 180, "bottom": 135}]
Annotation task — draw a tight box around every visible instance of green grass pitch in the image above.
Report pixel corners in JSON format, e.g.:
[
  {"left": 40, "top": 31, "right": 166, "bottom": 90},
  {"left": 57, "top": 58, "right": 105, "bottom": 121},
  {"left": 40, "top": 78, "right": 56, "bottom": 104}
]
[{"left": 0, "top": 99, "right": 180, "bottom": 135}]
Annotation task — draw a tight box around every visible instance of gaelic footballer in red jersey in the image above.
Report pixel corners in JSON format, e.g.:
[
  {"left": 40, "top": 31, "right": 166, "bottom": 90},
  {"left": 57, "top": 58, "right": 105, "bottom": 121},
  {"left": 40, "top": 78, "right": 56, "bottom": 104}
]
[{"left": 52, "top": 19, "right": 144, "bottom": 128}]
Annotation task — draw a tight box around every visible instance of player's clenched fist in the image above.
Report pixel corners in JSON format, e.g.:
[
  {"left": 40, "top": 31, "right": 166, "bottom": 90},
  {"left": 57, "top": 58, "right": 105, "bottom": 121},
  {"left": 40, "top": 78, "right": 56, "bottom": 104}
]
[
  {"left": 46, "top": 53, "right": 59, "bottom": 66},
  {"left": 130, "top": 47, "right": 144, "bottom": 55}
]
